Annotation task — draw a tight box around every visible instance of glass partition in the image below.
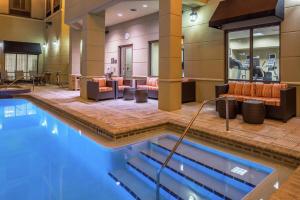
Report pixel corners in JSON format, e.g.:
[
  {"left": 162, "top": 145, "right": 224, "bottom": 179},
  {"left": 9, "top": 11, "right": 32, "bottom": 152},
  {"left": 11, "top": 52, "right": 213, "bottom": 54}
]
[
  {"left": 228, "top": 30, "right": 250, "bottom": 80},
  {"left": 253, "top": 26, "right": 280, "bottom": 82}
]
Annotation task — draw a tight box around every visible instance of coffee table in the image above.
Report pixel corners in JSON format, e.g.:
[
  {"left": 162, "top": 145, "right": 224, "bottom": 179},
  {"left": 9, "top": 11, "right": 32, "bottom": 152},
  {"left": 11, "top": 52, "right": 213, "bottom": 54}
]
[
  {"left": 135, "top": 89, "right": 148, "bottom": 103},
  {"left": 123, "top": 87, "right": 135, "bottom": 100},
  {"left": 216, "top": 97, "right": 238, "bottom": 119},
  {"left": 242, "top": 100, "right": 265, "bottom": 124}
]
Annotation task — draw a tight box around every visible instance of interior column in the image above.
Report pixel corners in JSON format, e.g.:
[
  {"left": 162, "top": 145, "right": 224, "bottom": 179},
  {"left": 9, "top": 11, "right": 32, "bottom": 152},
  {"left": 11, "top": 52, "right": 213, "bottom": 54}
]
[
  {"left": 69, "top": 27, "right": 81, "bottom": 75},
  {"left": 158, "top": 0, "right": 182, "bottom": 111},
  {"left": 80, "top": 12, "right": 105, "bottom": 99}
]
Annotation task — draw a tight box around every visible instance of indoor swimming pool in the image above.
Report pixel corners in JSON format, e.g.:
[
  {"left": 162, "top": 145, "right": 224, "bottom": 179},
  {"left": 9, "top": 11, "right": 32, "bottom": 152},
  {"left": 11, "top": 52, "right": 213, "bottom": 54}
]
[{"left": 0, "top": 99, "right": 281, "bottom": 200}]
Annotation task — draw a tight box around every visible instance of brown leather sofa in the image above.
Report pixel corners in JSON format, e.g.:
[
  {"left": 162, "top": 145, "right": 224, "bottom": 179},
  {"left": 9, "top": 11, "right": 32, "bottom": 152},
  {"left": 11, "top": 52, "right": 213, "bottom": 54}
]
[
  {"left": 216, "top": 82, "right": 296, "bottom": 122},
  {"left": 87, "top": 78, "right": 116, "bottom": 101},
  {"left": 135, "top": 77, "right": 196, "bottom": 103},
  {"left": 112, "top": 77, "right": 132, "bottom": 98}
]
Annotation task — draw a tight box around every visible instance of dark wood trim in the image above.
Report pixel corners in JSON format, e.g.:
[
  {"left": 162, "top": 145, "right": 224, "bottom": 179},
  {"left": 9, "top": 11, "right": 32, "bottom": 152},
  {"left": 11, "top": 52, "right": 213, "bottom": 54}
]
[
  {"left": 224, "top": 31, "right": 228, "bottom": 83},
  {"left": 148, "top": 40, "right": 159, "bottom": 77},
  {"left": 250, "top": 28, "right": 254, "bottom": 82}
]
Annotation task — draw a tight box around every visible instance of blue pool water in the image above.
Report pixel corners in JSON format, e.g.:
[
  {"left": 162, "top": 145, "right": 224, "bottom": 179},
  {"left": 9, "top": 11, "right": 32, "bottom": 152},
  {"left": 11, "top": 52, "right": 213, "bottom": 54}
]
[{"left": 0, "top": 99, "right": 274, "bottom": 200}]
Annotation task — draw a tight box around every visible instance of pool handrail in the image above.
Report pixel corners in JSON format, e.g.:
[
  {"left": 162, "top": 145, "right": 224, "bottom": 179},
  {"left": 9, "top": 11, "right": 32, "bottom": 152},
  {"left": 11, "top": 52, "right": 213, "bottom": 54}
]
[
  {"left": 5, "top": 76, "right": 35, "bottom": 92},
  {"left": 155, "top": 96, "right": 230, "bottom": 200}
]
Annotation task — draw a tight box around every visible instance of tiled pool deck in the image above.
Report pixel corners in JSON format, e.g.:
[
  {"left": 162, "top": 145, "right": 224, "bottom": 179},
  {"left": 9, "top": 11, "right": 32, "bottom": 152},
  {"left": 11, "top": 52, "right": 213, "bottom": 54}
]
[{"left": 20, "top": 85, "right": 300, "bottom": 199}]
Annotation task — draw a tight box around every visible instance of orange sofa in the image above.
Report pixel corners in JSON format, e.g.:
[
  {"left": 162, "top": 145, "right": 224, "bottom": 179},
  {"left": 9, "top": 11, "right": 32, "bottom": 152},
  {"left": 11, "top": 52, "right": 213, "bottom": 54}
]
[
  {"left": 216, "top": 82, "right": 296, "bottom": 122},
  {"left": 136, "top": 77, "right": 158, "bottom": 99}
]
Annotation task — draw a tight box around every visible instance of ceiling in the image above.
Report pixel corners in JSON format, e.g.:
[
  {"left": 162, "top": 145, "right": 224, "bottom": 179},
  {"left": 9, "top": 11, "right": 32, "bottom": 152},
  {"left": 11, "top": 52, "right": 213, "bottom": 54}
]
[{"left": 105, "top": 0, "right": 159, "bottom": 27}]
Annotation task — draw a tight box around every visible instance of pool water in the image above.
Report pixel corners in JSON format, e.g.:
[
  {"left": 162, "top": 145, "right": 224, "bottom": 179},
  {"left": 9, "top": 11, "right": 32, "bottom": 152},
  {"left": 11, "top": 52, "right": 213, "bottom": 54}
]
[{"left": 0, "top": 99, "right": 275, "bottom": 200}]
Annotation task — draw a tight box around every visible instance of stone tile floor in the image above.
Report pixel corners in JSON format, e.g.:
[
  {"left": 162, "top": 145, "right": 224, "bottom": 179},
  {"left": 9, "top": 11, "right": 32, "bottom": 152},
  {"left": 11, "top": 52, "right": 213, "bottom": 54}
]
[{"left": 25, "top": 85, "right": 300, "bottom": 199}]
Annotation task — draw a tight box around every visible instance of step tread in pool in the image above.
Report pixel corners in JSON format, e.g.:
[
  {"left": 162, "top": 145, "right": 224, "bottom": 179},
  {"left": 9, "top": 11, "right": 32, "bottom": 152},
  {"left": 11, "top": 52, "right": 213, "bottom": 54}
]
[
  {"left": 152, "top": 137, "right": 268, "bottom": 187},
  {"left": 108, "top": 169, "right": 160, "bottom": 200},
  {"left": 141, "top": 149, "right": 249, "bottom": 200},
  {"left": 127, "top": 157, "right": 208, "bottom": 200}
]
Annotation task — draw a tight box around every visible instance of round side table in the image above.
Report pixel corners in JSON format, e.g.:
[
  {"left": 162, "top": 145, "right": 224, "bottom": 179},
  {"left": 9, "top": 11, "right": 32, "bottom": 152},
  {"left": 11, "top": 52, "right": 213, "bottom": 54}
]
[
  {"left": 135, "top": 89, "right": 148, "bottom": 103},
  {"left": 216, "top": 97, "right": 238, "bottom": 119},
  {"left": 123, "top": 87, "right": 135, "bottom": 100},
  {"left": 242, "top": 100, "right": 265, "bottom": 124}
]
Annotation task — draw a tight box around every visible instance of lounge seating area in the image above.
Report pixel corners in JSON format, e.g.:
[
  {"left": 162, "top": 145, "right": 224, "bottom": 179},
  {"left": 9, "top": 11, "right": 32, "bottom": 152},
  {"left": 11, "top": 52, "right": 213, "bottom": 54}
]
[
  {"left": 216, "top": 82, "right": 296, "bottom": 122},
  {"left": 87, "top": 76, "right": 196, "bottom": 104}
]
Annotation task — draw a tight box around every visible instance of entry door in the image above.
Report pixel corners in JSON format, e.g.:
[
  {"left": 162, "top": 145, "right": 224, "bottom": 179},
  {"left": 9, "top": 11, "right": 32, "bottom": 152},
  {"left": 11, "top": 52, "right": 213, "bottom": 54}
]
[{"left": 120, "top": 45, "right": 133, "bottom": 78}]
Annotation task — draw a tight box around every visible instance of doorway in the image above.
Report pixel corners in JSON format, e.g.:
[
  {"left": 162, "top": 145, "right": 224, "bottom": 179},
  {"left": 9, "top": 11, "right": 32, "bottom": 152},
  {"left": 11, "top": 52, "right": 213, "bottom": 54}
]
[{"left": 119, "top": 45, "right": 133, "bottom": 78}]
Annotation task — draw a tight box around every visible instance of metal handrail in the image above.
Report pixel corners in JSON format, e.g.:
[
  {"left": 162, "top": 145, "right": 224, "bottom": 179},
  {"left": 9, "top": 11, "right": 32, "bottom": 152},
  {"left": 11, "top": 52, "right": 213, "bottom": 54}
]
[
  {"left": 6, "top": 77, "right": 24, "bottom": 89},
  {"left": 5, "top": 76, "right": 35, "bottom": 92},
  {"left": 155, "top": 96, "right": 230, "bottom": 200}
]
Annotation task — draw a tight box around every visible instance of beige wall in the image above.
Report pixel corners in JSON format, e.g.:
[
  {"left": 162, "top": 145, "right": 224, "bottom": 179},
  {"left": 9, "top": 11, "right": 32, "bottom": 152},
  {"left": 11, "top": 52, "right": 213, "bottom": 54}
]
[
  {"left": 281, "top": 0, "right": 300, "bottom": 116},
  {"left": 0, "top": 0, "right": 9, "bottom": 14},
  {"left": 44, "top": 10, "right": 70, "bottom": 83},
  {"left": 182, "top": 0, "right": 224, "bottom": 102},
  {"left": 105, "top": 13, "right": 158, "bottom": 77},
  {"left": 0, "top": 15, "right": 45, "bottom": 73}
]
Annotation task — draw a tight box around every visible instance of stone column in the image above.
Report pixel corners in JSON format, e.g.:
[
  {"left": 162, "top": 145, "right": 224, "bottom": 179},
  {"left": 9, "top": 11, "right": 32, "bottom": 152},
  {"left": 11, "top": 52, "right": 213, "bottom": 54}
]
[
  {"left": 80, "top": 12, "right": 105, "bottom": 99},
  {"left": 158, "top": 0, "right": 182, "bottom": 111},
  {"left": 69, "top": 28, "right": 81, "bottom": 75}
]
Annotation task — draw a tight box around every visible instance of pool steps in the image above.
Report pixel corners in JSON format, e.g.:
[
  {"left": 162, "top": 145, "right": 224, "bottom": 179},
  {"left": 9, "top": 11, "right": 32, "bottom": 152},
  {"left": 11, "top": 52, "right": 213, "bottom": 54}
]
[
  {"left": 109, "top": 170, "right": 159, "bottom": 200},
  {"left": 152, "top": 137, "right": 267, "bottom": 187},
  {"left": 108, "top": 136, "right": 268, "bottom": 200},
  {"left": 140, "top": 149, "right": 246, "bottom": 200}
]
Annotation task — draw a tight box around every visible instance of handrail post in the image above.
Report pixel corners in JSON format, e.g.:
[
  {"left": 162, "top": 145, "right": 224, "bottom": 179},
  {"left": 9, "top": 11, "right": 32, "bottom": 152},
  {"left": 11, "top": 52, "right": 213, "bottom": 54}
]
[
  {"left": 32, "top": 77, "right": 35, "bottom": 92},
  {"left": 225, "top": 97, "right": 229, "bottom": 131}
]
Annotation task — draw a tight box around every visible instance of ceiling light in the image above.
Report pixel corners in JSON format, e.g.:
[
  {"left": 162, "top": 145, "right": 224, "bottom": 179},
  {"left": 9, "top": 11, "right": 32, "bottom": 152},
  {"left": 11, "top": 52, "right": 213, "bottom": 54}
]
[
  {"left": 143, "top": 4, "right": 148, "bottom": 8},
  {"left": 190, "top": 10, "right": 198, "bottom": 22},
  {"left": 117, "top": 13, "right": 123, "bottom": 17},
  {"left": 254, "top": 32, "right": 264, "bottom": 36}
]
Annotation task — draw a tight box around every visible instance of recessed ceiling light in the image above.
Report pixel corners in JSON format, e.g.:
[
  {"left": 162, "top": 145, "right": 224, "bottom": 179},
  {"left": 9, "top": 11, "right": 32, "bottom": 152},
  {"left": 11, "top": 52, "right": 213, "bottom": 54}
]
[
  {"left": 254, "top": 32, "right": 264, "bottom": 36},
  {"left": 143, "top": 4, "right": 148, "bottom": 8},
  {"left": 117, "top": 13, "right": 123, "bottom": 17}
]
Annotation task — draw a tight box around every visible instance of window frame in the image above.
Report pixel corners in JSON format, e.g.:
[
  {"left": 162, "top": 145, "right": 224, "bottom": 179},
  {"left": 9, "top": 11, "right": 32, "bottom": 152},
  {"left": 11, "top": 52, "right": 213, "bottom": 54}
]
[
  {"left": 225, "top": 23, "right": 281, "bottom": 83},
  {"left": 9, "top": 0, "right": 31, "bottom": 17},
  {"left": 148, "top": 40, "right": 159, "bottom": 77}
]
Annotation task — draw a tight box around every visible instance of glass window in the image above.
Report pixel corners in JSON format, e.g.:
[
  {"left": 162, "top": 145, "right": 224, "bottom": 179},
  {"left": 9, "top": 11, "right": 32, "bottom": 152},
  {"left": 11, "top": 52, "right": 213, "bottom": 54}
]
[
  {"left": 5, "top": 53, "right": 38, "bottom": 80},
  {"left": 5, "top": 54, "right": 16, "bottom": 80},
  {"left": 53, "top": 0, "right": 60, "bottom": 13},
  {"left": 150, "top": 41, "right": 159, "bottom": 77},
  {"left": 46, "top": 0, "right": 51, "bottom": 17},
  {"left": 253, "top": 26, "right": 280, "bottom": 82},
  {"left": 228, "top": 30, "right": 250, "bottom": 80},
  {"left": 9, "top": 0, "right": 31, "bottom": 17},
  {"left": 227, "top": 25, "right": 280, "bottom": 82}
]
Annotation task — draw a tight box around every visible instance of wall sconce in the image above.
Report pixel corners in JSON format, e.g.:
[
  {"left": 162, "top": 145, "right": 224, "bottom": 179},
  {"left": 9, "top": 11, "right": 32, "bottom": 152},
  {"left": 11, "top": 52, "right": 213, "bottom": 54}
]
[
  {"left": 190, "top": 10, "right": 198, "bottom": 22},
  {"left": 42, "top": 42, "right": 48, "bottom": 49},
  {"left": 53, "top": 40, "right": 60, "bottom": 47}
]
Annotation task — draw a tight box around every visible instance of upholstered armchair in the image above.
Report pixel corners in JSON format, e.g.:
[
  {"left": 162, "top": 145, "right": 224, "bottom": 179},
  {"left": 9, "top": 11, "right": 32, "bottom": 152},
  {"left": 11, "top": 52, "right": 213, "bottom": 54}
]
[
  {"left": 112, "top": 77, "right": 132, "bottom": 98},
  {"left": 87, "top": 78, "right": 116, "bottom": 101}
]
